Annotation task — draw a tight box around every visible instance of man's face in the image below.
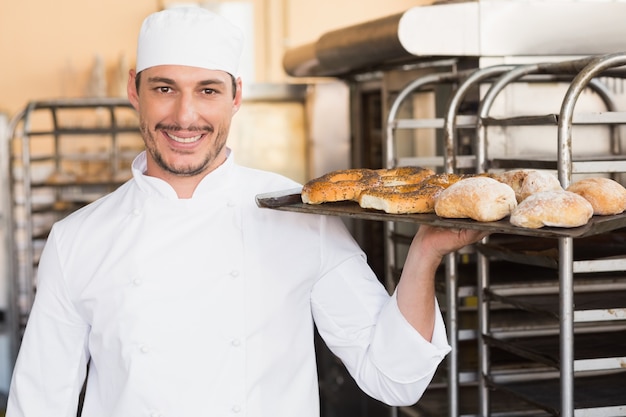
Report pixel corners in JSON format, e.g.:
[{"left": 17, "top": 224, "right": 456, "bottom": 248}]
[{"left": 128, "top": 65, "right": 242, "bottom": 181}]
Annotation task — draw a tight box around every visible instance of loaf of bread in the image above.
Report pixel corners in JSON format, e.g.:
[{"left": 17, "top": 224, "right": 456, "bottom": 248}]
[
  {"left": 301, "top": 168, "right": 380, "bottom": 204},
  {"left": 435, "top": 177, "right": 517, "bottom": 222},
  {"left": 510, "top": 190, "right": 593, "bottom": 229},
  {"left": 566, "top": 177, "right": 626, "bottom": 215},
  {"left": 301, "top": 166, "right": 436, "bottom": 204},
  {"left": 496, "top": 169, "right": 562, "bottom": 203},
  {"left": 359, "top": 183, "right": 444, "bottom": 214}
]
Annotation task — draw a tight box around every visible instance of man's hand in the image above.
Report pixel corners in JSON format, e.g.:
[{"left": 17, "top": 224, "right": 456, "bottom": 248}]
[
  {"left": 396, "top": 225, "right": 489, "bottom": 339},
  {"left": 412, "top": 224, "right": 490, "bottom": 264}
]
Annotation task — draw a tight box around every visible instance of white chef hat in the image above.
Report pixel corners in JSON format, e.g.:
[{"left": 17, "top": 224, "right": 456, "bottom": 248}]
[{"left": 135, "top": 6, "right": 244, "bottom": 77}]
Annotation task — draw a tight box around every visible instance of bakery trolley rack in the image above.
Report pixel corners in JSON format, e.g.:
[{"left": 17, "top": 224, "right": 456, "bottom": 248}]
[
  {"left": 378, "top": 59, "right": 618, "bottom": 417},
  {"left": 470, "top": 52, "right": 626, "bottom": 417},
  {"left": 384, "top": 62, "right": 581, "bottom": 417},
  {"left": 6, "top": 98, "right": 144, "bottom": 362},
  {"left": 383, "top": 68, "right": 477, "bottom": 417},
  {"left": 382, "top": 65, "right": 526, "bottom": 417}
]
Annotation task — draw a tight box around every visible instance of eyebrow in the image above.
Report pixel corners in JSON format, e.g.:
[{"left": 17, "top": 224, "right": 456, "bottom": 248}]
[
  {"left": 146, "top": 76, "right": 226, "bottom": 88},
  {"left": 146, "top": 76, "right": 176, "bottom": 85}
]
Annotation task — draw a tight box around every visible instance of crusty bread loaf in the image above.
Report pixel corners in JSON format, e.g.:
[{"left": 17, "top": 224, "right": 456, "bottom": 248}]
[
  {"left": 497, "top": 169, "right": 562, "bottom": 203},
  {"left": 566, "top": 177, "right": 626, "bottom": 215},
  {"left": 435, "top": 177, "right": 517, "bottom": 222},
  {"left": 510, "top": 190, "right": 593, "bottom": 229}
]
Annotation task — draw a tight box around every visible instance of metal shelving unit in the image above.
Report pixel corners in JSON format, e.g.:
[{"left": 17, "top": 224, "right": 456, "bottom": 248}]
[
  {"left": 382, "top": 52, "right": 626, "bottom": 417},
  {"left": 383, "top": 68, "right": 481, "bottom": 417},
  {"left": 382, "top": 64, "right": 549, "bottom": 417},
  {"left": 470, "top": 53, "right": 626, "bottom": 417},
  {"left": 7, "top": 98, "right": 143, "bottom": 362}
]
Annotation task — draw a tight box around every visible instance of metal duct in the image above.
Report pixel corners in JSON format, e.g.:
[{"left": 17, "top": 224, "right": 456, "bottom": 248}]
[{"left": 282, "top": 12, "right": 414, "bottom": 78}]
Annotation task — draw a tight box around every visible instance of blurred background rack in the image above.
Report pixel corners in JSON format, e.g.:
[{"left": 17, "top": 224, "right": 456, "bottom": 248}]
[{"left": 6, "top": 98, "right": 144, "bottom": 362}]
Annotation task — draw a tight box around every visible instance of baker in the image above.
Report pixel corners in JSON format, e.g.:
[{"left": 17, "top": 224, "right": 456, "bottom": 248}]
[{"left": 5, "top": 6, "right": 487, "bottom": 417}]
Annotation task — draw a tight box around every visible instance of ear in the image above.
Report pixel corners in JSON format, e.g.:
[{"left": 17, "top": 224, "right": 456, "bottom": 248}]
[
  {"left": 232, "top": 77, "right": 243, "bottom": 116},
  {"left": 127, "top": 69, "right": 140, "bottom": 111}
]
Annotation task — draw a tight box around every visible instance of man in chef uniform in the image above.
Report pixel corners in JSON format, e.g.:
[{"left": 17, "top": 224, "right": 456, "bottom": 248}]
[{"left": 6, "top": 6, "right": 486, "bottom": 417}]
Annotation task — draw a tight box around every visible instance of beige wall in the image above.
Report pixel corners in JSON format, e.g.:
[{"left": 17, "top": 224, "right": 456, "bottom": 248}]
[
  {"left": 0, "top": 0, "right": 428, "bottom": 117},
  {"left": 0, "top": 1, "right": 157, "bottom": 115}
]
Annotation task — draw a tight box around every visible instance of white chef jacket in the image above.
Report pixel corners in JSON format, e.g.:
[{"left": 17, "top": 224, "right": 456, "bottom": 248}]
[{"left": 7, "top": 150, "right": 450, "bottom": 417}]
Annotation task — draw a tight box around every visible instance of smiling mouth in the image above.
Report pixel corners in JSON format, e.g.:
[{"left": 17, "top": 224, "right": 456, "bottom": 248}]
[{"left": 166, "top": 132, "right": 204, "bottom": 144}]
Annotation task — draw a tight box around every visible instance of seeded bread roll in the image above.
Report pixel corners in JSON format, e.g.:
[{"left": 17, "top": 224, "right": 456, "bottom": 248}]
[
  {"left": 566, "top": 177, "right": 626, "bottom": 215},
  {"left": 510, "top": 190, "right": 593, "bottom": 229},
  {"left": 358, "top": 173, "right": 466, "bottom": 214},
  {"left": 301, "top": 168, "right": 380, "bottom": 204},
  {"left": 435, "top": 177, "right": 517, "bottom": 222},
  {"left": 376, "top": 166, "right": 435, "bottom": 186},
  {"left": 359, "top": 183, "right": 444, "bottom": 214}
]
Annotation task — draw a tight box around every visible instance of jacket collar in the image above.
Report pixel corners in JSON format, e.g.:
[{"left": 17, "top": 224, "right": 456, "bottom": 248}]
[{"left": 131, "top": 148, "right": 235, "bottom": 199}]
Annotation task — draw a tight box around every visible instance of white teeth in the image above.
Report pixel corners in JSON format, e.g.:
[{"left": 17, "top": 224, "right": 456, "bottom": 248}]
[{"left": 166, "top": 132, "right": 202, "bottom": 143}]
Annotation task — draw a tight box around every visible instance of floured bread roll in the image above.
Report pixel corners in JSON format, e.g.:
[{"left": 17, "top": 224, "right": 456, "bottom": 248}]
[
  {"left": 510, "top": 190, "right": 593, "bottom": 229},
  {"left": 497, "top": 169, "right": 562, "bottom": 203},
  {"left": 435, "top": 177, "right": 517, "bottom": 222},
  {"left": 567, "top": 177, "right": 626, "bottom": 215}
]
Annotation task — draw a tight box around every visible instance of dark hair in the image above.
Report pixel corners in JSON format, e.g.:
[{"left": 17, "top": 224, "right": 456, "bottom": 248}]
[{"left": 134, "top": 71, "right": 238, "bottom": 98}]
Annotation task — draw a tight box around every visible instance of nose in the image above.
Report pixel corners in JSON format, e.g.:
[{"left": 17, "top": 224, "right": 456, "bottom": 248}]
[{"left": 173, "top": 92, "right": 199, "bottom": 128}]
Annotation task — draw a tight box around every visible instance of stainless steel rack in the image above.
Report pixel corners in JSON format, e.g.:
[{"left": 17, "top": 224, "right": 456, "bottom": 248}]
[
  {"left": 383, "top": 67, "right": 484, "bottom": 417},
  {"left": 382, "top": 52, "right": 626, "bottom": 417},
  {"left": 467, "top": 53, "right": 626, "bottom": 417},
  {"left": 381, "top": 60, "right": 581, "bottom": 417},
  {"left": 7, "top": 98, "right": 143, "bottom": 362}
]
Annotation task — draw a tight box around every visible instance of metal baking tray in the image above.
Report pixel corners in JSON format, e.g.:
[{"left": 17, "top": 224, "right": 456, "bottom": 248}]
[
  {"left": 484, "top": 328, "right": 626, "bottom": 369},
  {"left": 477, "top": 232, "right": 626, "bottom": 269},
  {"left": 255, "top": 188, "right": 626, "bottom": 239},
  {"left": 486, "top": 289, "right": 626, "bottom": 320},
  {"left": 487, "top": 371, "right": 626, "bottom": 416}
]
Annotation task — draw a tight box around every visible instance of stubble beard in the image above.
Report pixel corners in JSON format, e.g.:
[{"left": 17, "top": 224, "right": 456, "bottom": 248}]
[{"left": 140, "top": 122, "right": 227, "bottom": 177}]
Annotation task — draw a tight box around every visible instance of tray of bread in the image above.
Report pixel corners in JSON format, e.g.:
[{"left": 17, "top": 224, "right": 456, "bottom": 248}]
[{"left": 256, "top": 167, "right": 626, "bottom": 239}]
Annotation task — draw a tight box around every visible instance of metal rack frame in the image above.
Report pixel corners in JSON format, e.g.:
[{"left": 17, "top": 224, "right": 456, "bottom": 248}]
[
  {"left": 471, "top": 53, "right": 626, "bottom": 417},
  {"left": 384, "top": 69, "right": 478, "bottom": 417},
  {"left": 7, "top": 98, "right": 142, "bottom": 363},
  {"left": 384, "top": 52, "right": 626, "bottom": 417}
]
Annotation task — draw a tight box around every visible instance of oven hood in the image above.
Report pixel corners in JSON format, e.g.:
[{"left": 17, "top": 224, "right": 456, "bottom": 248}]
[
  {"left": 282, "top": 12, "right": 415, "bottom": 78},
  {"left": 283, "top": 0, "right": 626, "bottom": 78}
]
